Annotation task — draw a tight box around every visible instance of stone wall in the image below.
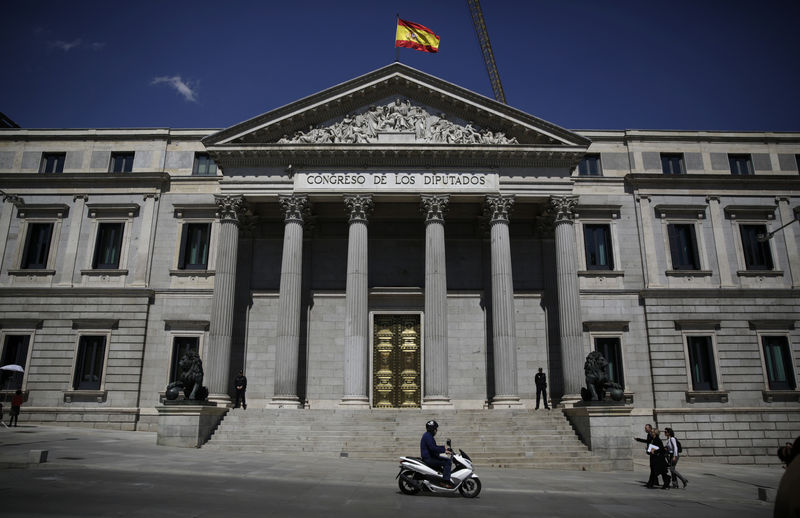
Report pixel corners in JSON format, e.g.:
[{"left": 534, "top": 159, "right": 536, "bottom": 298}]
[{"left": 655, "top": 408, "right": 800, "bottom": 465}]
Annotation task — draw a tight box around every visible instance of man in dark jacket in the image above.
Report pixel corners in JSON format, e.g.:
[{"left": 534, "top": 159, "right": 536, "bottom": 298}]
[
  {"left": 534, "top": 367, "right": 549, "bottom": 409},
  {"left": 234, "top": 370, "right": 247, "bottom": 409},
  {"left": 421, "top": 420, "right": 453, "bottom": 487}
]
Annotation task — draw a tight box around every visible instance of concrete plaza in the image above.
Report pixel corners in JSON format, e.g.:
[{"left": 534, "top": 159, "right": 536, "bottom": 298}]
[{"left": 0, "top": 424, "right": 782, "bottom": 517}]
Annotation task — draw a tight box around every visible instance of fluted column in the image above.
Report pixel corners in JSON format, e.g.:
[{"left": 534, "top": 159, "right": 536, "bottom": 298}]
[
  {"left": 549, "top": 195, "right": 584, "bottom": 399},
  {"left": 485, "top": 195, "right": 521, "bottom": 407},
  {"left": 421, "top": 195, "right": 451, "bottom": 407},
  {"left": 341, "top": 195, "right": 373, "bottom": 407},
  {"left": 271, "top": 195, "right": 310, "bottom": 408},
  {"left": 207, "top": 195, "right": 246, "bottom": 405}
]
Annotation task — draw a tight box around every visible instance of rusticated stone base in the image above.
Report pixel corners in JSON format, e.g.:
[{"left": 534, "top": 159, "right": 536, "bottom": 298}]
[{"left": 156, "top": 404, "right": 228, "bottom": 448}]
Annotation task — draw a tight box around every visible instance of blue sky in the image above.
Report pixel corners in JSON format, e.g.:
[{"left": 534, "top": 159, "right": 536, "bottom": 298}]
[{"left": 3, "top": 1, "right": 799, "bottom": 132}]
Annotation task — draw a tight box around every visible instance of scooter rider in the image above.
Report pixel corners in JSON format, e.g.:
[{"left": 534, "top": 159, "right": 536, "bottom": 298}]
[{"left": 420, "top": 420, "right": 453, "bottom": 487}]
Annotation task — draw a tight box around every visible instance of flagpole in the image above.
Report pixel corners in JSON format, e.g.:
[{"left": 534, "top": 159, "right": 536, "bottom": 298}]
[{"left": 395, "top": 13, "right": 400, "bottom": 62}]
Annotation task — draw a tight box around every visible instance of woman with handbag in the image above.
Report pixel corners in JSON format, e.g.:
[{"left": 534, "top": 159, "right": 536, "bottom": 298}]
[{"left": 664, "top": 427, "right": 688, "bottom": 488}]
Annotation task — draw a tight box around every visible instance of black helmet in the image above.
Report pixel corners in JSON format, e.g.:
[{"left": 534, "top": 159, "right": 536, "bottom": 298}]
[{"left": 425, "top": 420, "right": 438, "bottom": 433}]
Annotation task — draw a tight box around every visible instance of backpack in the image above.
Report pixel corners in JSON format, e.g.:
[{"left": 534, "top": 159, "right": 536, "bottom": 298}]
[{"left": 676, "top": 439, "right": 683, "bottom": 453}]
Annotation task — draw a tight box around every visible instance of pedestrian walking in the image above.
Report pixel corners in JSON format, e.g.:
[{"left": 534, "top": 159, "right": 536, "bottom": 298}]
[
  {"left": 9, "top": 389, "right": 23, "bottom": 427},
  {"left": 664, "top": 427, "right": 688, "bottom": 488},
  {"left": 645, "top": 427, "right": 671, "bottom": 489},
  {"left": 534, "top": 367, "right": 549, "bottom": 409},
  {"left": 234, "top": 370, "right": 247, "bottom": 409}
]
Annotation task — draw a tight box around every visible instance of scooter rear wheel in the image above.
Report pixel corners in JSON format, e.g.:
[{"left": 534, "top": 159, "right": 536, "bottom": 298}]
[
  {"left": 458, "top": 477, "right": 481, "bottom": 498},
  {"left": 398, "top": 470, "right": 421, "bottom": 495}
]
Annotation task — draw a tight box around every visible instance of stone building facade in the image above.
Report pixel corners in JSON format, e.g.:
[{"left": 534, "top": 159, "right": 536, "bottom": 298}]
[{"left": 1, "top": 64, "right": 798, "bottom": 463}]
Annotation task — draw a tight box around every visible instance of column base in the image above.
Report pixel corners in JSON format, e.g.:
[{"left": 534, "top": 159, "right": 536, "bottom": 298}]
[
  {"left": 490, "top": 395, "right": 522, "bottom": 408},
  {"left": 207, "top": 393, "right": 231, "bottom": 407},
  {"left": 339, "top": 396, "right": 370, "bottom": 408},
  {"left": 422, "top": 396, "right": 453, "bottom": 408},
  {"left": 557, "top": 394, "right": 583, "bottom": 409},
  {"left": 269, "top": 396, "right": 303, "bottom": 409}
]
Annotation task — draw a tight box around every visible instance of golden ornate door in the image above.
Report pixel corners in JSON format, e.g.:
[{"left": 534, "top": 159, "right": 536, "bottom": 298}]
[{"left": 372, "top": 315, "right": 421, "bottom": 408}]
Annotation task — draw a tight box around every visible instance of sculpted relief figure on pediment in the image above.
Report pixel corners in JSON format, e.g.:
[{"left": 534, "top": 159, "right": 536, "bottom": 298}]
[{"left": 276, "top": 98, "right": 519, "bottom": 145}]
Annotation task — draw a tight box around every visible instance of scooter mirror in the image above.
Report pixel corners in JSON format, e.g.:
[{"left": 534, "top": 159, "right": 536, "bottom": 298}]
[{"left": 446, "top": 438, "right": 451, "bottom": 447}]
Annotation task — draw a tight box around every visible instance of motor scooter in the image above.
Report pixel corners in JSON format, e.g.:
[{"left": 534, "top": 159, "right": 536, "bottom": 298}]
[{"left": 396, "top": 439, "right": 481, "bottom": 498}]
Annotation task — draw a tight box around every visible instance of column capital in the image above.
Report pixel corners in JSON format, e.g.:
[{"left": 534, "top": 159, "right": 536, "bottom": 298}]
[
  {"left": 278, "top": 194, "right": 310, "bottom": 225},
  {"left": 214, "top": 195, "right": 246, "bottom": 224},
  {"left": 73, "top": 194, "right": 89, "bottom": 203},
  {"left": 484, "top": 194, "right": 514, "bottom": 225},
  {"left": 421, "top": 194, "right": 449, "bottom": 224},
  {"left": 143, "top": 193, "right": 160, "bottom": 201},
  {"left": 706, "top": 195, "right": 721, "bottom": 203},
  {"left": 548, "top": 195, "right": 579, "bottom": 224},
  {"left": 343, "top": 194, "right": 373, "bottom": 224},
  {"left": 3, "top": 193, "right": 23, "bottom": 207}
]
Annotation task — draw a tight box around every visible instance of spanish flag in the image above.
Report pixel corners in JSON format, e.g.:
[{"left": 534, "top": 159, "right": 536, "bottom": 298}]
[{"left": 395, "top": 18, "right": 440, "bottom": 53}]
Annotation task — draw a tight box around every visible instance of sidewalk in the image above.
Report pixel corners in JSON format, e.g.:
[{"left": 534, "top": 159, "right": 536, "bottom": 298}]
[{"left": 0, "top": 424, "right": 784, "bottom": 511}]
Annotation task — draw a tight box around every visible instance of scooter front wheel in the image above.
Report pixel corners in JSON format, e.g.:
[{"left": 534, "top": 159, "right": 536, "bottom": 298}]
[
  {"left": 398, "top": 470, "right": 421, "bottom": 495},
  {"left": 459, "top": 477, "right": 481, "bottom": 498}
]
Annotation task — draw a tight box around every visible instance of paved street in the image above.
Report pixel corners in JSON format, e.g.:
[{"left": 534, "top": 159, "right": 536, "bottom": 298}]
[{"left": 0, "top": 425, "right": 782, "bottom": 517}]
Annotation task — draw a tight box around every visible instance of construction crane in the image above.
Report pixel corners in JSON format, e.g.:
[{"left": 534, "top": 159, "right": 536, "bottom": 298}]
[{"left": 467, "top": 0, "right": 506, "bottom": 104}]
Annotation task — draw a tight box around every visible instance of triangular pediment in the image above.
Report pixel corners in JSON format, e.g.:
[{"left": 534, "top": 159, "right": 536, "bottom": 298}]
[{"left": 203, "top": 63, "right": 589, "bottom": 168}]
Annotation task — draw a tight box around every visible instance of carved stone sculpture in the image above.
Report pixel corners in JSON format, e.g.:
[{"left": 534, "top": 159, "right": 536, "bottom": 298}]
[
  {"left": 581, "top": 350, "right": 623, "bottom": 402},
  {"left": 276, "top": 98, "right": 519, "bottom": 145},
  {"left": 165, "top": 351, "right": 209, "bottom": 401}
]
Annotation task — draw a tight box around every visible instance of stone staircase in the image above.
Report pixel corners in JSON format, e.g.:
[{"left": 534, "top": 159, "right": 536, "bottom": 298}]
[{"left": 204, "top": 408, "right": 611, "bottom": 471}]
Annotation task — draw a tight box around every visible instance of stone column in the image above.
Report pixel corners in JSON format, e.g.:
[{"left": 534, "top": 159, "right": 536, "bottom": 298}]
[
  {"left": 421, "top": 195, "right": 451, "bottom": 407},
  {"left": 341, "top": 195, "right": 372, "bottom": 407},
  {"left": 55, "top": 194, "right": 87, "bottom": 286},
  {"left": 206, "top": 195, "right": 246, "bottom": 406},
  {"left": 0, "top": 194, "right": 22, "bottom": 279},
  {"left": 777, "top": 197, "right": 800, "bottom": 288},
  {"left": 707, "top": 196, "right": 735, "bottom": 287},
  {"left": 271, "top": 195, "right": 310, "bottom": 408},
  {"left": 549, "top": 195, "right": 584, "bottom": 400},
  {"left": 131, "top": 193, "right": 159, "bottom": 287},
  {"left": 637, "top": 195, "right": 662, "bottom": 288},
  {"left": 485, "top": 195, "right": 521, "bottom": 407}
]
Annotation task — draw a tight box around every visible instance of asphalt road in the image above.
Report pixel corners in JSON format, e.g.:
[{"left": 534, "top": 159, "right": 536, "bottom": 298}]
[{"left": 0, "top": 425, "right": 780, "bottom": 518}]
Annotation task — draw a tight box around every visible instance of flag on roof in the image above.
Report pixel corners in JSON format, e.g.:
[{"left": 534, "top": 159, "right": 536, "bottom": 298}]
[{"left": 395, "top": 18, "right": 440, "bottom": 53}]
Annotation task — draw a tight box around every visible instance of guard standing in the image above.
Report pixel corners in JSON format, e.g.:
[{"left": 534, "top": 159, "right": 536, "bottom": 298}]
[
  {"left": 234, "top": 370, "right": 247, "bottom": 409},
  {"left": 534, "top": 367, "right": 549, "bottom": 409}
]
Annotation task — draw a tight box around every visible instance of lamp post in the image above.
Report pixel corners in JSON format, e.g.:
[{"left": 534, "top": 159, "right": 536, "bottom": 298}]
[{"left": 757, "top": 210, "right": 800, "bottom": 242}]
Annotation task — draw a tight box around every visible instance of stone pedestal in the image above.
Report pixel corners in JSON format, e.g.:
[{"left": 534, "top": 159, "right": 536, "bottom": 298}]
[
  {"left": 562, "top": 403, "right": 634, "bottom": 471},
  {"left": 156, "top": 403, "right": 228, "bottom": 448}
]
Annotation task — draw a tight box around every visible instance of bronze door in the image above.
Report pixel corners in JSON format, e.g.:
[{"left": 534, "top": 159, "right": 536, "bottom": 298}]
[{"left": 372, "top": 315, "right": 421, "bottom": 408}]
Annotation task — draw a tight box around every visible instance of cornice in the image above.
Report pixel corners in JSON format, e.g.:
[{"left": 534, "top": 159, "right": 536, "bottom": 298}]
[
  {"left": 626, "top": 173, "right": 800, "bottom": 192},
  {"left": 0, "top": 128, "right": 215, "bottom": 142},
  {"left": 0, "top": 288, "right": 155, "bottom": 298},
  {"left": 206, "top": 144, "right": 587, "bottom": 169},
  {"left": 0, "top": 172, "right": 170, "bottom": 191},
  {"left": 640, "top": 288, "right": 798, "bottom": 298}
]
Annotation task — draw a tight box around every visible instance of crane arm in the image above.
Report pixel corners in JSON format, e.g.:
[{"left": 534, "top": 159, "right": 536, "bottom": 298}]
[{"left": 467, "top": 0, "right": 506, "bottom": 104}]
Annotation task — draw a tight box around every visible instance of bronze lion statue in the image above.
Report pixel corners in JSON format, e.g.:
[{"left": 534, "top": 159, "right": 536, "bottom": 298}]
[
  {"left": 581, "top": 351, "right": 622, "bottom": 402},
  {"left": 166, "top": 351, "right": 208, "bottom": 401}
]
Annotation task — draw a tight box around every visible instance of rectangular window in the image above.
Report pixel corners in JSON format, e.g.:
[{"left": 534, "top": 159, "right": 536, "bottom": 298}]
[
  {"left": 729, "top": 154, "right": 753, "bottom": 175},
  {"left": 583, "top": 224, "right": 614, "bottom": 270},
  {"left": 795, "top": 154, "right": 800, "bottom": 174},
  {"left": 740, "top": 224, "right": 774, "bottom": 270},
  {"left": 667, "top": 223, "right": 701, "bottom": 270},
  {"left": 0, "top": 335, "right": 30, "bottom": 391},
  {"left": 40, "top": 152, "right": 66, "bottom": 174},
  {"left": 762, "top": 336, "right": 796, "bottom": 390},
  {"left": 92, "top": 222, "right": 124, "bottom": 269},
  {"left": 170, "top": 336, "right": 199, "bottom": 382},
  {"left": 577, "top": 155, "right": 602, "bottom": 176},
  {"left": 594, "top": 337, "right": 624, "bottom": 388},
  {"left": 178, "top": 223, "right": 211, "bottom": 270},
  {"left": 661, "top": 153, "right": 685, "bottom": 175},
  {"left": 687, "top": 336, "right": 718, "bottom": 391},
  {"left": 109, "top": 152, "right": 134, "bottom": 173},
  {"left": 72, "top": 335, "right": 106, "bottom": 390},
  {"left": 21, "top": 222, "right": 54, "bottom": 269},
  {"left": 192, "top": 153, "right": 218, "bottom": 176}
]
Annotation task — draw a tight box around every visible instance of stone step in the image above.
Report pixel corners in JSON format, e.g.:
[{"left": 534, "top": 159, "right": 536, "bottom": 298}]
[{"left": 205, "top": 408, "right": 604, "bottom": 470}]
